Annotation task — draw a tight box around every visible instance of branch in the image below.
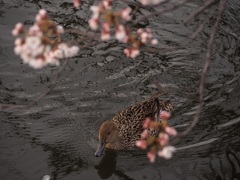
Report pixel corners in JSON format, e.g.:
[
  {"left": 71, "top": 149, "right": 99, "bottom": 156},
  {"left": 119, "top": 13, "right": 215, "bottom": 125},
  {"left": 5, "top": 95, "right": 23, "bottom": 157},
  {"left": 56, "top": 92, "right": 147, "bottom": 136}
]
[
  {"left": 0, "top": 58, "right": 69, "bottom": 110},
  {"left": 132, "top": 0, "right": 191, "bottom": 26},
  {"left": 183, "top": 0, "right": 217, "bottom": 25},
  {"left": 174, "top": 0, "right": 228, "bottom": 140}
]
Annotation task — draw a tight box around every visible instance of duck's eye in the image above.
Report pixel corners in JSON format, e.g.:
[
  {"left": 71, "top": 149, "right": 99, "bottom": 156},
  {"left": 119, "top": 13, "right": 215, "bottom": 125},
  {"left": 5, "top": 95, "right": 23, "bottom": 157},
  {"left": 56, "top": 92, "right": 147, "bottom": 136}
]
[{"left": 108, "top": 132, "right": 111, "bottom": 135}]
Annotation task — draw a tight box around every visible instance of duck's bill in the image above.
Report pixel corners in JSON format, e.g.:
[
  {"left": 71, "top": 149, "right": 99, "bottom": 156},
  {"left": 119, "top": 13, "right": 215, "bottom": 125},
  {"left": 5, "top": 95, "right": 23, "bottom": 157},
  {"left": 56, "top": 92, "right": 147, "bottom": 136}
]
[{"left": 95, "top": 141, "right": 106, "bottom": 157}]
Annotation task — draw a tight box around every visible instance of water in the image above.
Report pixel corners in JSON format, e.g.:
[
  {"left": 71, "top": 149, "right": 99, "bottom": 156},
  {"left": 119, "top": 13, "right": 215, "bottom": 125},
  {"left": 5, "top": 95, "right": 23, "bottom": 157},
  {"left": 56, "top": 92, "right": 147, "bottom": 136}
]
[{"left": 0, "top": 0, "right": 240, "bottom": 179}]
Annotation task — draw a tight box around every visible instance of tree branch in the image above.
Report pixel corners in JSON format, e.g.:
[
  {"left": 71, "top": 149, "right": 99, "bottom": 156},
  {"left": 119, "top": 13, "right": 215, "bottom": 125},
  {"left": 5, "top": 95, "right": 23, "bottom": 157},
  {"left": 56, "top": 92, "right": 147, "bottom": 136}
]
[{"left": 174, "top": 0, "right": 228, "bottom": 141}]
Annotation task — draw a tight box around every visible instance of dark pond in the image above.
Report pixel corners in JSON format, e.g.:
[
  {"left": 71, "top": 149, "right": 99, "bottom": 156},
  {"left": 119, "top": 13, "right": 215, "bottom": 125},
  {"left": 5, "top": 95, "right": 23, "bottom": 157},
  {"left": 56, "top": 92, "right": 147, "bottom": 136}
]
[{"left": 0, "top": 0, "right": 240, "bottom": 179}]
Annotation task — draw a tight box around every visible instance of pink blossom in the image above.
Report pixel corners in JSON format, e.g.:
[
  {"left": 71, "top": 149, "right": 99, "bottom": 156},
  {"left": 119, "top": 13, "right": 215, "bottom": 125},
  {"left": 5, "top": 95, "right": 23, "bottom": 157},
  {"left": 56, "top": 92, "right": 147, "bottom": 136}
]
[
  {"left": 158, "top": 146, "right": 176, "bottom": 159},
  {"left": 131, "top": 48, "right": 140, "bottom": 58},
  {"left": 14, "top": 38, "right": 23, "bottom": 46},
  {"left": 101, "top": 31, "right": 111, "bottom": 41},
  {"left": 115, "top": 25, "right": 127, "bottom": 42},
  {"left": 143, "top": 117, "right": 152, "bottom": 128},
  {"left": 141, "top": 129, "right": 149, "bottom": 139},
  {"left": 102, "top": 0, "right": 112, "bottom": 10},
  {"left": 160, "top": 111, "right": 171, "bottom": 120},
  {"left": 124, "top": 48, "right": 140, "bottom": 59},
  {"left": 165, "top": 126, "right": 177, "bottom": 136},
  {"left": 137, "top": 28, "right": 143, "bottom": 34},
  {"left": 28, "top": 24, "right": 42, "bottom": 36},
  {"left": 12, "top": 23, "right": 24, "bottom": 36},
  {"left": 58, "top": 43, "right": 79, "bottom": 58},
  {"left": 29, "top": 58, "right": 47, "bottom": 69},
  {"left": 14, "top": 45, "right": 22, "bottom": 55},
  {"left": 147, "top": 151, "right": 156, "bottom": 163},
  {"left": 73, "top": 0, "right": 82, "bottom": 8},
  {"left": 140, "top": 32, "right": 149, "bottom": 43},
  {"left": 103, "top": 22, "right": 110, "bottom": 31},
  {"left": 151, "top": 39, "right": 158, "bottom": 45},
  {"left": 90, "top": 6, "right": 101, "bottom": 19},
  {"left": 88, "top": 18, "right": 99, "bottom": 30},
  {"left": 140, "top": 0, "right": 148, "bottom": 5},
  {"left": 37, "top": 9, "right": 48, "bottom": 21},
  {"left": 121, "top": 7, "right": 132, "bottom": 21},
  {"left": 57, "top": 25, "right": 64, "bottom": 34},
  {"left": 136, "top": 140, "right": 148, "bottom": 149},
  {"left": 158, "top": 133, "right": 169, "bottom": 146}
]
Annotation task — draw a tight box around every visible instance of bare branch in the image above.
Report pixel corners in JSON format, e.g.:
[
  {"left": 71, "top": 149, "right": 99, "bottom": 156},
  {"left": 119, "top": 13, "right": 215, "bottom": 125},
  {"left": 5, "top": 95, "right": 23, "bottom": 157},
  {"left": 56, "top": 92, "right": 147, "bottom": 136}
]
[
  {"left": 183, "top": 0, "right": 217, "bottom": 25},
  {"left": 132, "top": 0, "right": 190, "bottom": 26},
  {"left": 173, "top": 0, "right": 228, "bottom": 141}
]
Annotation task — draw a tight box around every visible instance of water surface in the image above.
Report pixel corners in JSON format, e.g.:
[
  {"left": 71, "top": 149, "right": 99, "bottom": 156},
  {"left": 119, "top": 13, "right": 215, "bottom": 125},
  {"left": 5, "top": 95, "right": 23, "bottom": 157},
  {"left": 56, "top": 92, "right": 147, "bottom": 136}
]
[{"left": 0, "top": 0, "right": 240, "bottom": 180}]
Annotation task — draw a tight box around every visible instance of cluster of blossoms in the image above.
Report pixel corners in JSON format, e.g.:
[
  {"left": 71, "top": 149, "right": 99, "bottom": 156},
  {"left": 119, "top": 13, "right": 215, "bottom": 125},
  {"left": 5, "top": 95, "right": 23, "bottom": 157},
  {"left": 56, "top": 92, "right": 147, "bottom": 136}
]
[
  {"left": 87, "top": 0, "right": 158, "bottom": 59},
  {"left": 12, "top": 9, "right": 79, "bottom": 69},
  {"left": 136, "top": 111, "right": 177, "bottom": 163}
]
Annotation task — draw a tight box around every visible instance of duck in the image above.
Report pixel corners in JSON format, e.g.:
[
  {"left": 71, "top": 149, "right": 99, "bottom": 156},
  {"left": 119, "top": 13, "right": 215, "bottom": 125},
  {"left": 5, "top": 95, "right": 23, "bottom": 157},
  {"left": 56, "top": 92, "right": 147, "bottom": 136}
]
[{"left": 95, "top": 96, "right": 173, "bottom": 157}]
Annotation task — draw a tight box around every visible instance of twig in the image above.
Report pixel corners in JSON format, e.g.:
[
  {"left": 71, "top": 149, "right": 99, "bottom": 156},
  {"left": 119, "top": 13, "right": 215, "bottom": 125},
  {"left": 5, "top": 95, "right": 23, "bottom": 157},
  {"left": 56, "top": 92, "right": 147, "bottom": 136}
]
[
  {"left": 174, "top": 0, "right": 228, "bottom": 140},
  {"left": 183, "top": 0, "right": 217, "bottom": 25},
  {"left": 187, "top": 13, "right": 212, "bottom": 42},
  {"left": 0, "top": 58, "right": 69, "bottom": 110},
  {"left": 132, "top": 0, "right": 190, "bottom": 26}
]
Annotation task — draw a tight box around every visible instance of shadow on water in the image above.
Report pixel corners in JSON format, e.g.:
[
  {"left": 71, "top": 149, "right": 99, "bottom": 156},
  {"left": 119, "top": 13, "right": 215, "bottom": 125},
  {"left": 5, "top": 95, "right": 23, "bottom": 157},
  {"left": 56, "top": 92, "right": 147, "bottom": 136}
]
[{"left": 1, "top": 0, "right": 240, "bottom": 180}]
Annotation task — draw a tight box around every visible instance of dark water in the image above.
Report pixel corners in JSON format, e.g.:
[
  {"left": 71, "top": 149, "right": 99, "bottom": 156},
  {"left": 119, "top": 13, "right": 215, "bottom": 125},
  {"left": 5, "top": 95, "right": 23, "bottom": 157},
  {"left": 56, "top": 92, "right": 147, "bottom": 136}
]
[{"left": 1, "top": 0, "right": 240, "bottom": 179}]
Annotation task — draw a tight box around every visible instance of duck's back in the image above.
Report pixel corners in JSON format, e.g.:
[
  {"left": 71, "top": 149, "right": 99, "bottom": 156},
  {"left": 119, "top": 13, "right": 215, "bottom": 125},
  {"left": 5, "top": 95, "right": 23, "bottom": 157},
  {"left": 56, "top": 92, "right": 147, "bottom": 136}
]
[{"left": 111, "top": 97, "right": 167, "bottom": 149}]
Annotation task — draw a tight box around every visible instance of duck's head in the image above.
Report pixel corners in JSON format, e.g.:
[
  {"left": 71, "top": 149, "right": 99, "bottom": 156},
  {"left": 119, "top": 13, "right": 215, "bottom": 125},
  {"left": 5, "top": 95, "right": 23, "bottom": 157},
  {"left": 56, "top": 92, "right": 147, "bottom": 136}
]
[{"left": 95, "top": 121, "right": 119, "bottom": 157}]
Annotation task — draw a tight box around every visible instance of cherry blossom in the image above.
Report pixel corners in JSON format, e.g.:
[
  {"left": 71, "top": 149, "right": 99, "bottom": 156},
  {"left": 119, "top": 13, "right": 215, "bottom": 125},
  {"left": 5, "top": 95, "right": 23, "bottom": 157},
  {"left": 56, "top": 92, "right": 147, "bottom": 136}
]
[
  {"left": 90, "top": 6, "right": 101, "bottom": 19},
  {"left": 158, "top": 146, "right": 176, "bottom": 159},
  {"left": 115, "top": 25, "right": 127, "bottom": 42},
  {"left": 13, "top": 9, "right": 79, "bottom": 69},
  {"left": 160, "top": 111, "right": 171, "bottom": 120},
  {"left": 165, "top": 126, "right": 177, "bottom": 136},
  {"left": 158, "top": 133, "right": 169, "bottom": 146},
  {"left": 88, "top": 18, "right": 99, "bottom": 30},
  {"left": 136, "top": 140, "right": 148, "bottom": 149},
  {"left": 102, "top": 0, "right": 112, "bottom": 10},
  {"left": 151, "top": 39, "right": 158, "bottom": 45},
  {"left": 124, "top": 48, "right": 140, "bottom": 58},
  {"left": 143, "top": 117, "right": 152, "bottom": 128},
  {"left": 12, "top": 23, "right": 24, "bottom": 36},
  {"left": 73, "top": 0, "right": 82, "bottom": 8},
  {"left": 141, "top": 129, "right": 149, "bottom": 139},
  {"left": 121, "top": 7, "right": 132, "bottom": 21},
  {"left": 147, "top": 151, "right": 156, "bottom": 163}
]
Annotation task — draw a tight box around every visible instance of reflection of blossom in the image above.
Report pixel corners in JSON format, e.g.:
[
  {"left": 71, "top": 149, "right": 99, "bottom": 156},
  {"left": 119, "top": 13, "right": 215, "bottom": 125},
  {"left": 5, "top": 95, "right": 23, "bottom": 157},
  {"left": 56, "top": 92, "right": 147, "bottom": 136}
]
[{"left": 158, "top": 146, "right": 176, "bottom": 159}]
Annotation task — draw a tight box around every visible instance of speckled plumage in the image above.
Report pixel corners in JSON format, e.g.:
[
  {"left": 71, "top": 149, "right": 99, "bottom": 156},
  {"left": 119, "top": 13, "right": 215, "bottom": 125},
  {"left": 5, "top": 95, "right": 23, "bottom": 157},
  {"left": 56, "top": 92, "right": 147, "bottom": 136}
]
[{"left": 105, "top": 97, "right": 173, "bottom": 150}]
